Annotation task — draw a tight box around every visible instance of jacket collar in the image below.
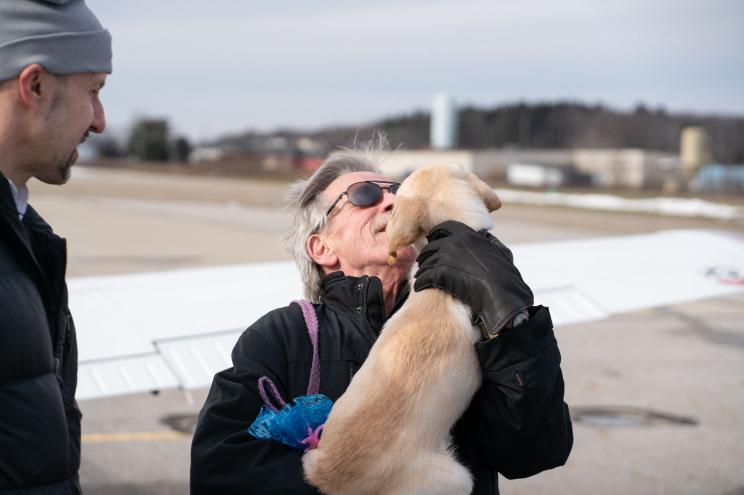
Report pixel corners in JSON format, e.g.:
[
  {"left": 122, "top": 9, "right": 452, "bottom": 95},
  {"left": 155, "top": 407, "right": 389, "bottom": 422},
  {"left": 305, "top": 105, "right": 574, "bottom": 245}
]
[
  {"left": 0, "top": 172, "right": 19, "bottom": 221},
  {"left": 319, "top": 271, "right": 409, "bottom": 336},
  {"left": 0, "top": 173, "right": 32, "bottom": 246},
  {"left": 0, "top": 173, "right": 52, "bottom": 299},
  {"left": 0, "top": 172, "right": 53, "bottom": 235},
  {"left": 23, "top": 204, "right": 54, "bottom": 233}
]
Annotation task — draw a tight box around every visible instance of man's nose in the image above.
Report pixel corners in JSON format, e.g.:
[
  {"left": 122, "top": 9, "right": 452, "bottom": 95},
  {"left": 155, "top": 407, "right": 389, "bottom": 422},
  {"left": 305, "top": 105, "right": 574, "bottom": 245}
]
[{"left": 89, "top": 100, "right": 106, "bottom": 134}]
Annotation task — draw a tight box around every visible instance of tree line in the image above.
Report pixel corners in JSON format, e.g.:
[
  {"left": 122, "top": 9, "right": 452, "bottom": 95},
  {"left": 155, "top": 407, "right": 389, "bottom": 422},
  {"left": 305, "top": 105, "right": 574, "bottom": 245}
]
[
  {"left": 307, "top": 102, "right": 744, "bottom": 164},
  {"left": 103, "top": 102, "right": 744, "bottom": 165}
]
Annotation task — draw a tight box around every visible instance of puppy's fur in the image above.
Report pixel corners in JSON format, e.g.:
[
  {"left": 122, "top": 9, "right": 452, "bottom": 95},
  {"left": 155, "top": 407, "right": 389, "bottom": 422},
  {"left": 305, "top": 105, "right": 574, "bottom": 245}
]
[{"left": 303, "top": 164, "right": 501, "bottom": 495}]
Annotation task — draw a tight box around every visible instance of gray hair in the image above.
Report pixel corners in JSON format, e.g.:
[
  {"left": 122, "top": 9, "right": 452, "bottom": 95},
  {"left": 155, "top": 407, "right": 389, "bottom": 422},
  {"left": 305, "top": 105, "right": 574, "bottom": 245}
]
[{"left": 283, "top": 139, "right": 389, "bottom": 302}]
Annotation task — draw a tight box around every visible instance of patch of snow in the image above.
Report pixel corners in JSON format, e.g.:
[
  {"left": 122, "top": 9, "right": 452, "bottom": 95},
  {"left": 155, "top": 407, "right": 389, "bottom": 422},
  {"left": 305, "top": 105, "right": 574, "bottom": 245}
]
[{"left": 495, "top": 189, "right": 744, "bottom": 221}]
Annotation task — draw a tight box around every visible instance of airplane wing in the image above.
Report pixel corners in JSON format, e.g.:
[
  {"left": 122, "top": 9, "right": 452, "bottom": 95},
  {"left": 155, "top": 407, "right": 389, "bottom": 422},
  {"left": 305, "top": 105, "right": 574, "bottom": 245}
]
[{"left": 71, "top": 229, "right": 744, "bottom": 401}]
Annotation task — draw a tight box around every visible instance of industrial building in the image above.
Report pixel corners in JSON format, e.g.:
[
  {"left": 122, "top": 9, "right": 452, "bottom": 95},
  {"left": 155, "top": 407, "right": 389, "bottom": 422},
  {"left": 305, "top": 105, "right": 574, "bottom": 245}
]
[{"left": 376, "top": 148, "right": 677, "bottom": 190}]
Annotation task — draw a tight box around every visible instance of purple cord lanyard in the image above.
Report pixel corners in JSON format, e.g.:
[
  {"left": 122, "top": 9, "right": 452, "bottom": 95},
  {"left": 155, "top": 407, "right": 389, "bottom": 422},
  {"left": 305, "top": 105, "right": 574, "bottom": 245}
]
[{"left": 257, "top": 300, "right": 320, "bottom": 411}]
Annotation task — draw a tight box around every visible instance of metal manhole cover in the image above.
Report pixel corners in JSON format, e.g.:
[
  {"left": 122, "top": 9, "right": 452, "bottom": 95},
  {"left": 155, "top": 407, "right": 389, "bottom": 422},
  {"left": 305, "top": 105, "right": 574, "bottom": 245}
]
[{"left": 571, "top": 406, "right": 697, "bottom": 428}]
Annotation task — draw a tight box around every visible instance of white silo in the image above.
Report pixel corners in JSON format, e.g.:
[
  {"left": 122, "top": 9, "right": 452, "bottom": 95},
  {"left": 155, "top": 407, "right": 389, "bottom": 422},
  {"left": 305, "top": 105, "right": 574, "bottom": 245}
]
[
  {"left": 680, "top": 126, "right": 712, "bottom": 182},
  {"left": 430, "top": 92, "right": 458, "bottom": 149}
]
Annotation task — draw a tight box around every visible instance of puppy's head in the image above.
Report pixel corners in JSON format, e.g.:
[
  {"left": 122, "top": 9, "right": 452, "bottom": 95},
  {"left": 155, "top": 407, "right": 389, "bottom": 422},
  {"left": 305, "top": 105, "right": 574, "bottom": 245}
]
[{"left": 387, "top": 164, "right": 501, "bottom": 264}]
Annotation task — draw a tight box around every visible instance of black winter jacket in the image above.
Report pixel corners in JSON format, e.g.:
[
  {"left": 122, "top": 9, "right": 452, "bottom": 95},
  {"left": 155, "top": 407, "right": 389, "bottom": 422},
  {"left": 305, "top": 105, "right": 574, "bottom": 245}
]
[
  {"left": 0, "top": 177, "right": 81, "bottom": 494},
  {"left": 191, "top": 271, "right": 572, "bottom": 495}
]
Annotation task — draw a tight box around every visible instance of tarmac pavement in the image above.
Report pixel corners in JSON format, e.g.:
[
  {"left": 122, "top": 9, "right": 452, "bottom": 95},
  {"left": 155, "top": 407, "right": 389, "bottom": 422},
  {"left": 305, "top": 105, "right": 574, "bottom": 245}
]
[{"left": 26, "top": 166, "right": 744, "bottom": 495}]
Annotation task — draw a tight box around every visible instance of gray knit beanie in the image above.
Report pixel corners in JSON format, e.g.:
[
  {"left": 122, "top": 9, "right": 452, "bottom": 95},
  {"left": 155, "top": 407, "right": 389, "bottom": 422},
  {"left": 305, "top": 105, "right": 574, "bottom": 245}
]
[{"left": 0, "top": 0, "right": 112, "bottom": 82}]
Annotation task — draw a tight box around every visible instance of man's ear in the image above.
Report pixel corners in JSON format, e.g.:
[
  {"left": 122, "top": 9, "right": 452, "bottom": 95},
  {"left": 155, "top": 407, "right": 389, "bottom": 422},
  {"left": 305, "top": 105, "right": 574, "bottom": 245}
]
[
  {"left": 306, "top": 233, "right": 339, "bottom": 271},
  {"left": 16, "top": 64, "right": 50, "bottom": 109}
]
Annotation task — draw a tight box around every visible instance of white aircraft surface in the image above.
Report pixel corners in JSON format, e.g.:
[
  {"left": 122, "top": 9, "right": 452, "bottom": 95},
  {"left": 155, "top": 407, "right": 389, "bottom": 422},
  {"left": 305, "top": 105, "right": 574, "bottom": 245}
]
[{"left": 71, "top": 229, "right": 744, "bottom": 401}]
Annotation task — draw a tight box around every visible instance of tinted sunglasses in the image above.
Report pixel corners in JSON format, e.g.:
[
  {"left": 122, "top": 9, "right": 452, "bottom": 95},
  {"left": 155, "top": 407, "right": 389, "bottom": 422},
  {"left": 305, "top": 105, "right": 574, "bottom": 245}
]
[{"left": 325, "top": 181, "right": 400, "bottom": 217}]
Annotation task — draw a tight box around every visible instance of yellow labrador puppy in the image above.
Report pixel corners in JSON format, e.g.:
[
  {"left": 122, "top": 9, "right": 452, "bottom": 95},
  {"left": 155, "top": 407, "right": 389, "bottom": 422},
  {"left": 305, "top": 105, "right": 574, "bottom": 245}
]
[{"left": 303, "top": 164, "right": 501, "bottom": 495}]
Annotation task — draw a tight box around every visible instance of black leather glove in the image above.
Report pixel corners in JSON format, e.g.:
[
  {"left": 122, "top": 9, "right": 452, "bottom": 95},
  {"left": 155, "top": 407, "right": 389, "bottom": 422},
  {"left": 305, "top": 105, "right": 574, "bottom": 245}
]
[{"left": 413, "top": 220, "right": 534, "bottom": 339}]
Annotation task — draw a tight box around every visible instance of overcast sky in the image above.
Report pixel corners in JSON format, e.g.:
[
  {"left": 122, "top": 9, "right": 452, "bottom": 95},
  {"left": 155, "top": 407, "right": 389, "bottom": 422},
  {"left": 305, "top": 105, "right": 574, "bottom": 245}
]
[{"left": 86, "top": 0, "right": 744, "bottom": 142}]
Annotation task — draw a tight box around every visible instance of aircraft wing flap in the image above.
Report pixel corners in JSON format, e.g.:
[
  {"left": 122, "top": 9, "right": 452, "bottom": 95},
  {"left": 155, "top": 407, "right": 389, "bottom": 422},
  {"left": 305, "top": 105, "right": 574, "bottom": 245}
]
[
  {"left": 154, "top": 330, "right": 243, "bottom": 390},
  {"left": 533, "top": 285, "right": 610, "bottom": 326},
  {"left": 77, "top": 354, "right": 180, "bottom": 401}
]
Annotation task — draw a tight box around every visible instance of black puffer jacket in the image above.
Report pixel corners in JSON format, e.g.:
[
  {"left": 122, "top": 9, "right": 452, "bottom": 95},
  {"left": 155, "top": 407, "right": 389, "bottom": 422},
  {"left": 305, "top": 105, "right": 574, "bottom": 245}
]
[
  {"left": 191, "top": 271, "right": 572, "bottom": 494},
  {"left": 0, "top": 177, "right": 81, "bottom": 494}
]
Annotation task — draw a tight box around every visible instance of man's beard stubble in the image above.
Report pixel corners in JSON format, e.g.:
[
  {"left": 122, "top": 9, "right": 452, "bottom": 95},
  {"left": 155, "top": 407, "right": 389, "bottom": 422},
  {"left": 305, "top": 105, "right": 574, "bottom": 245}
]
[
  {"left": 58, "top": 148, "right": 77, "bottom": 183},
  {"left": 36, "top": 147, "right": 76, "bottom": 185},
  {"left": 47, "top": 118, "right": 88, "bottom": 185},
  {"left": 44, "top": 79, "right": 75, "bottom": 185}
]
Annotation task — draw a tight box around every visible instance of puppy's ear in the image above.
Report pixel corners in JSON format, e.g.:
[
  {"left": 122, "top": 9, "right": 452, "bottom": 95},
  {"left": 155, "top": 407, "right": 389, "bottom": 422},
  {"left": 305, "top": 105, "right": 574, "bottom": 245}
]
[
  {"left": 387, "top": 196, "right": 427, "bottom": 265},
  {"left": 467, "top": 173, "right": 501, "bottom": 212}
]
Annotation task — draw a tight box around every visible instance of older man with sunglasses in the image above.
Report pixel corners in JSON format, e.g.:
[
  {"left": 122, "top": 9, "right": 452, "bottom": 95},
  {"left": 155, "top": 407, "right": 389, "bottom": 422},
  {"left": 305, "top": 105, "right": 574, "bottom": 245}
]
[{"left": 191, "top": 145, "right": 573, "bottom": 494}]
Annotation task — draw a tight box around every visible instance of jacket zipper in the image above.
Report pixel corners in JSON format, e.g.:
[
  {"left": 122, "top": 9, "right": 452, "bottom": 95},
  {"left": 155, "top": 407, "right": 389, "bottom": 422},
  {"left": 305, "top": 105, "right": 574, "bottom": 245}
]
[
  {"left": 54, "top": 239, "right": 69, "bottom": 385},
  {"left": 62, "top": 237, "right": 68, "bottom": 280},
  {"left": 359, "top": 277, "right": 378, "bottom": 343}
]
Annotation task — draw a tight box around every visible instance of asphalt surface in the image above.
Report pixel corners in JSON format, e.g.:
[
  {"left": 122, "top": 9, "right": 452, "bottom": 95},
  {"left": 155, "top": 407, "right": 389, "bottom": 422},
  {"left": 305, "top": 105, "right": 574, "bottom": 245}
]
[{"left": 27, "top": 166, "right": 744, "bottom": 495}]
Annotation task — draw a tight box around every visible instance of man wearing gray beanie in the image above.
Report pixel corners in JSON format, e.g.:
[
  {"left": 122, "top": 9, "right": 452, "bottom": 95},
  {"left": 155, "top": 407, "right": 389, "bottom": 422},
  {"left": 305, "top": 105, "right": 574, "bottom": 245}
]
[{"left": 0, "top": 1, "right": 111, "bottom": 493}]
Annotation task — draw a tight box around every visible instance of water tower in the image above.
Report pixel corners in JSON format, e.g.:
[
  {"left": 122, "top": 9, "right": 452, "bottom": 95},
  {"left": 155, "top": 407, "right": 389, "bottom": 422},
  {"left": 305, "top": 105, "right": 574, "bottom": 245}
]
[
  {"left": 680, "top": 126, "right": 712, "bottom": 183},
  {"left": 430, "top": 92, "right": 458, "bottom": 149}
]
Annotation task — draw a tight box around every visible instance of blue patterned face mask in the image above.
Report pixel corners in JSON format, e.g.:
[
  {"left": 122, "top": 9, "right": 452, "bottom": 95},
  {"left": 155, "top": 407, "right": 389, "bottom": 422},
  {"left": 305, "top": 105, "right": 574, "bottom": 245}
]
[{"left": 247, "top": 300, "right": 333, "bottom": 452}]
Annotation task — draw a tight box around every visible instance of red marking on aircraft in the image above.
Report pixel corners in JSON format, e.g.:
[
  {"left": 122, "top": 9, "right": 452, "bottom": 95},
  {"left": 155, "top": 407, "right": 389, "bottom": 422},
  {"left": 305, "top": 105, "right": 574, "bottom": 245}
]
[{"left": 705, "top": 267, "right": 744, "bottom": 285}]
